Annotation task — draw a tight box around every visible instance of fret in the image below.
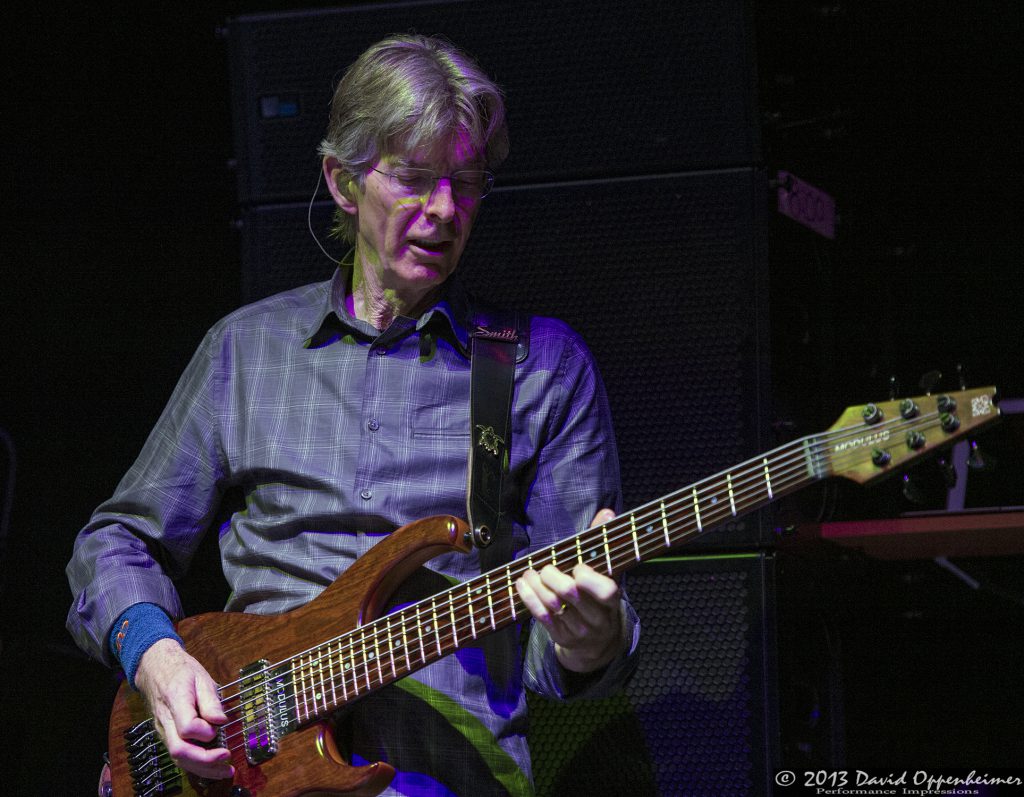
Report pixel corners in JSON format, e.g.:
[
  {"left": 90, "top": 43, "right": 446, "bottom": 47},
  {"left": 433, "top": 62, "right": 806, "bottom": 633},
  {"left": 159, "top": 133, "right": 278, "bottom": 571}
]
[
  {"left": 386, "top": 616, "right": 397, "bottom": 680},
  {"left": 328, "top": 640, "right": 338, "bottom": 707},
  {"left": 448, "top": 592, "right": 459, "bottom": 648},
  {"left": 401, "top": 611, "right": 411, "bottom": 674},
  {"left": 485, "top": 573, "right": 496, "bottom": 629},
  {"left": 338, "top": 638, "right": 350, "bottom": 703},
  {"left": 726, "top": 473, "right": 737, "bottom": 515},
  {"left": 314, "top": 648, "right": 326, "bottom": 711},
  {"left": 431, "top": 597, "right": 442, "bottom": 657},
  {"left": 575, "top": 535, "right": 583, "bottom": 565},
  {"left": 630, "top": 514, "right": 640, "bottom": 561},
  {"left": 298, "top": 654, "right": 311, "bottom": 720},
  {"left": 306, "top": 653, "right": 316, "bottom": 720},
  {"left": 293, "top": 656, "right": 305, "bottom": 721},
  {"left": 415, "top": 603, "right": 427, "bottom": 664},
  {"left": 467, "top": 584, "right": 477, "bottom": 639},
  {"left": 692, "top": 487, "right": 702, "bottom": 532},
  {"left": 660, "top": 500, "right": 670, "bottom": 547},
  {"left": 550, "top": 547, "right": 557, "bottom": 567},
  {"left": 505, "top": 565, "right": 516, "bottom": 620},
  {"left": 762, "top": 457, "right": 774, "bottom": 499},
  {"left": 372, "top": 624, "right": 383, "bottom": 685},
  {"left": 602, "top": 524, "right": 612, "bottom": 575},
  {"left": 360, "top": 629, "right": 372, "bottom": 692},
  {"left": 289, "top": 663, "right": 302, "bottom": 725}
]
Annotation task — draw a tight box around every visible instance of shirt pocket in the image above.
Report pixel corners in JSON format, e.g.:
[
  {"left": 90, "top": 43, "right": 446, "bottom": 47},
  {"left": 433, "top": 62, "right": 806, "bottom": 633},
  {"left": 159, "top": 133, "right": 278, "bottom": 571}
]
[{"left": 411, "top": 402, "right": 472, "bottom": 439}]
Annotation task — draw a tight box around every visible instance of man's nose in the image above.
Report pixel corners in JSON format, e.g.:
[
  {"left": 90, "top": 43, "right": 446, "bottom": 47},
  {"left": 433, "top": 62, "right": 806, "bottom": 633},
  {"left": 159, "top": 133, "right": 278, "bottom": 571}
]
[{"left": 424, "top": 178, "right": 456, "bottom": 222}]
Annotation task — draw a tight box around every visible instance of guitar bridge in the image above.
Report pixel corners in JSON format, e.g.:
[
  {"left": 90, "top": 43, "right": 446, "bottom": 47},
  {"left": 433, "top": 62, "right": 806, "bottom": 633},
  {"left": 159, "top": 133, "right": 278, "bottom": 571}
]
[
  {"left": 123, "top": 718, "right": 183, "bottom": 796},
  {"left": 239, "top": 659, "right": 296, "bottom": 766}
]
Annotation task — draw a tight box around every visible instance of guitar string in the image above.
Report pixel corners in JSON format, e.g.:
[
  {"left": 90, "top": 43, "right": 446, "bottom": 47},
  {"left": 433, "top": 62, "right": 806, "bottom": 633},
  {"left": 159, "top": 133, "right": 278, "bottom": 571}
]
[
  {"left": 213, "top": 404, "right": 943, "bottom": 699},
  {"left": 130, "top": 408, "right": 957, "bottom": 778},
  {"left": 130, "top": 420, "right": 905, "bottom": 789},
  {"left": 136, "top": 410, "right": 961, "bottom": 794},
  {"left": 198, "top": 409, "right": 948, "bottom": 741},
  {"left": 205, "top": 410, "right": 951, "bottom": 749},
  {"left": 134, "top": 432, "right": 829, "bottom": 774},
  {"left": 206, "top": 409, "right": 951, "bottom": 746}
]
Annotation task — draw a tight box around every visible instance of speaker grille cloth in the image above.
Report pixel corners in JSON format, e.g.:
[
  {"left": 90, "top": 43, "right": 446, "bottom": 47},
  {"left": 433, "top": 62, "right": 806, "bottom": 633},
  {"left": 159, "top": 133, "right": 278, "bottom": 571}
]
[{"left": 527, "top": 556, "right": 774, "bottom": 796}]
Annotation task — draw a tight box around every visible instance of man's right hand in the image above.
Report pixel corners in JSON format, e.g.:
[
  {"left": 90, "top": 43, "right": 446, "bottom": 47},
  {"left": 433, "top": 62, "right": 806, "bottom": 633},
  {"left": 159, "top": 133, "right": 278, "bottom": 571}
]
[{"left": 134, "top": 638, "right": 233, "bottom": 780}]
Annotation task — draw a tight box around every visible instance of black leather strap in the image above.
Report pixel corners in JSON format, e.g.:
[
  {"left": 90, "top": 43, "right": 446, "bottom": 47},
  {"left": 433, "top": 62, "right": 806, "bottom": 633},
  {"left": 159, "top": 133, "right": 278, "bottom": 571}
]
[{"left": 467, "top": 307, "right": 527, "bottom": 572}]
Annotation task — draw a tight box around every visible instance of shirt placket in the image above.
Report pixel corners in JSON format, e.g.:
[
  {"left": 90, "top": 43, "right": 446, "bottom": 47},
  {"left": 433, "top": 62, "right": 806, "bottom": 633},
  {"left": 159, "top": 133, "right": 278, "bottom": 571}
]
[{"left": 353, "top": 319, "right": 417, "bottom": 521}]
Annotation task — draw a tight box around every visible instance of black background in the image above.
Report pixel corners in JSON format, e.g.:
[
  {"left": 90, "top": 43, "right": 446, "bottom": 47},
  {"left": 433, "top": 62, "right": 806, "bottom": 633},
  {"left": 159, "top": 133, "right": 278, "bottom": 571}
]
[{"left": 2, "top": 2, "right": 1022, "bottom": 794}]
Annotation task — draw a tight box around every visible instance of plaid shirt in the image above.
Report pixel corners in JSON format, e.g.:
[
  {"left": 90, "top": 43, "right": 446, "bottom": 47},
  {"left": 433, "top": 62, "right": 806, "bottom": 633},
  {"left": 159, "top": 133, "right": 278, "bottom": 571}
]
[{"left": 66, "top": 266, "right": 638, "bottom": 795}]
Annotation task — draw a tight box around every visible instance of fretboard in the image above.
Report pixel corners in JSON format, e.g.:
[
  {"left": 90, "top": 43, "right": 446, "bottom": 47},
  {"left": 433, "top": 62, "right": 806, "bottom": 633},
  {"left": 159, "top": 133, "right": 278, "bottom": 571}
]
[{"left": 275, "top": 428, "right": 838, "bottom": 725}]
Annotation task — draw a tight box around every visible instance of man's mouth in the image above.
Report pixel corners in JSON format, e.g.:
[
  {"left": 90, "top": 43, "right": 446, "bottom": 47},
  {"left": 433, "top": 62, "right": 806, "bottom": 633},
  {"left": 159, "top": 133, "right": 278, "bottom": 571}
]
[{"left": 408, "top": 238, "right": 452, "bottom": 256}]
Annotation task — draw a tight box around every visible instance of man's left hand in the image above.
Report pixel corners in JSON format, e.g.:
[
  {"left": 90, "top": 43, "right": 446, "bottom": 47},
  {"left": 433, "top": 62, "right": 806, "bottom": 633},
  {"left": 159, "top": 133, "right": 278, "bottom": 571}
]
[{"left": 515, "top": 508, "right": 628, "bottom": 674}]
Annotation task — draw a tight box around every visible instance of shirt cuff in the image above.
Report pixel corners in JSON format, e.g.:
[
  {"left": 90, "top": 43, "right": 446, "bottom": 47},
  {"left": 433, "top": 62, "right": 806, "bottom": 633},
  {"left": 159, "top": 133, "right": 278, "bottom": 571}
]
[{"left": 108, "top": 602, "right": 183, "bottom": 690}]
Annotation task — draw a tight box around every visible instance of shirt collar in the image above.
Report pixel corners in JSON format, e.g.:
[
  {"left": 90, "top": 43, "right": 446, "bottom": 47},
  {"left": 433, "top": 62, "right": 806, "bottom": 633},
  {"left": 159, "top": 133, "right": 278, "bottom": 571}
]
[{"left": 303, "top": 257, "right": 474, "bottom": 357}]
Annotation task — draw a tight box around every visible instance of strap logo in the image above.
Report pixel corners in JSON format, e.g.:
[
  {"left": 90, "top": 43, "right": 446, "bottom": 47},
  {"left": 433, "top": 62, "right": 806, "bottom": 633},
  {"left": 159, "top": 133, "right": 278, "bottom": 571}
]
[
  {"left": 472, "top": 325, "right": 518, "bottom": 342},
  {"left": 475, "top": 424, "right": 505, "bottom": 457}
]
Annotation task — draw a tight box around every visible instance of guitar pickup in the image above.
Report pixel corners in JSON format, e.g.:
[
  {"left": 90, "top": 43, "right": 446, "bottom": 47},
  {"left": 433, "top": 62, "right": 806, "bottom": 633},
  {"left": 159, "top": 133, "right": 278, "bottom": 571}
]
[{"left": 239, "top": 659, "right": 296, "bottom": 766}]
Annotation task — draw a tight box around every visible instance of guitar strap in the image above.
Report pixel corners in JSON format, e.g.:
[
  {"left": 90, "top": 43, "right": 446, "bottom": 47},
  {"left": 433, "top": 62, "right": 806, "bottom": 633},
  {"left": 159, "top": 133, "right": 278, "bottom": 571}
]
[{"left": 467, "top": 306, "right": 528, "bottom": 575}]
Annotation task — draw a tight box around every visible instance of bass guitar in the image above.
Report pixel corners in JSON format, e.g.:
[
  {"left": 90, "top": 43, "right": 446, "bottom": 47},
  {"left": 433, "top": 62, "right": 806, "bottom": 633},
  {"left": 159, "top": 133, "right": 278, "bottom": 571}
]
[{"left": 106, "top": 386, "right": 1000, "bottom": 796}]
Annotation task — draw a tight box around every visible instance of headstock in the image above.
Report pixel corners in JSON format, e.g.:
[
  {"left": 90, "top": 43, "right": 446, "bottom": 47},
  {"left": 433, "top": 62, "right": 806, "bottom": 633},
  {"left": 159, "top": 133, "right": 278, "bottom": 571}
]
[{"left": 823, "top": 386, "right": 1000, "bottom": 484}]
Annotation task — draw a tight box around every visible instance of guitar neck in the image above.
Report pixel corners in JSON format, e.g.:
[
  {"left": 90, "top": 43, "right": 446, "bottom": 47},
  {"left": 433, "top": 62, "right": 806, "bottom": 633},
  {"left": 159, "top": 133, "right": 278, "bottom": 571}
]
[
  {"left": 269, "top": 386, "right": 1001, "bottom": 732},
  {"left": 282, "top": 431, "right": 832, "bottom": 725},
  {"left": 113, "top": 388, "right": 996, "bottom": 795}
]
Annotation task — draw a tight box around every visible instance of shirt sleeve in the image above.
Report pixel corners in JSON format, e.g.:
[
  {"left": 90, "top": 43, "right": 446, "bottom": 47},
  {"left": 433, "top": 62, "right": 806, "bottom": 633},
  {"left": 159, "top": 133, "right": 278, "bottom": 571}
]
[
  {"left": 66, "top": 327, "right": 227, "bottom": 666},
  {"left": 514, "top": 319, "right": 640, "bottom": 699}
]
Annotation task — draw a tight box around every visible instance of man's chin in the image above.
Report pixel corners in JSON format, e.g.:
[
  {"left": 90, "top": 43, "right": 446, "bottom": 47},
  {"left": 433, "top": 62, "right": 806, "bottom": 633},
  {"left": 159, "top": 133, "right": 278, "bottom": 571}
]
[{"left": 406, "top": 258, "right": 455, "bottom": 284}]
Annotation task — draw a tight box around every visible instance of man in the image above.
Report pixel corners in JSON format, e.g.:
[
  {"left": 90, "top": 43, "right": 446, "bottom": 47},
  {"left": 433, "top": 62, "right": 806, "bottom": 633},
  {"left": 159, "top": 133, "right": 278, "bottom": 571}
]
[{"left": 68, "top": 34, "right": 638, "bottom": 796}]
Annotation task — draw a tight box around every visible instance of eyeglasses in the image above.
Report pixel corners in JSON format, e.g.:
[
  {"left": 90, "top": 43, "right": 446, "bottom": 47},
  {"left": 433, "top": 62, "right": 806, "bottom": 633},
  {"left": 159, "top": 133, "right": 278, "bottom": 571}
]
[{"left": 371, "top": 167, "right": 495, "bottom": 199}]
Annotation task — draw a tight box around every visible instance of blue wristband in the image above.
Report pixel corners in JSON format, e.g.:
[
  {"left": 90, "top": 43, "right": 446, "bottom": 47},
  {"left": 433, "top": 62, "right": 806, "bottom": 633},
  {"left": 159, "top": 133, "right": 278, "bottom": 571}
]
[{"left": 109, "top": 603, "right": 183, "bottom": 690}]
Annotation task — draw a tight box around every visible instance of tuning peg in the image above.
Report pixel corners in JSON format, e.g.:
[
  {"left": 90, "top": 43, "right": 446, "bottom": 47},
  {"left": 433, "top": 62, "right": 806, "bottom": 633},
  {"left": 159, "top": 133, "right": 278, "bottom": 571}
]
[
  {"left": 888, "top": 375, "right": 900, "bottom": 400},
  {"left": 918, "top": 370, "right": 942, "bottom": 396}
]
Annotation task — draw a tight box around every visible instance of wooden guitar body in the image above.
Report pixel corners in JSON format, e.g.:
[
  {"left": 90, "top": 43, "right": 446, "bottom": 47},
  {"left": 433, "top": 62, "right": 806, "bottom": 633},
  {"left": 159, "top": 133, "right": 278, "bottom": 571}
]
[{"left": 107, "top": 515, "right": 471, "bottom": 797}]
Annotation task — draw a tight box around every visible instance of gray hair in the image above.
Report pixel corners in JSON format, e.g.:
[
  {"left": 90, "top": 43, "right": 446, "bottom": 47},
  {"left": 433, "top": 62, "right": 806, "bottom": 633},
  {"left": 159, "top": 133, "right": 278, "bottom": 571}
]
[{"left": 319, "top": 34, "right": 509, "bottom": 243}]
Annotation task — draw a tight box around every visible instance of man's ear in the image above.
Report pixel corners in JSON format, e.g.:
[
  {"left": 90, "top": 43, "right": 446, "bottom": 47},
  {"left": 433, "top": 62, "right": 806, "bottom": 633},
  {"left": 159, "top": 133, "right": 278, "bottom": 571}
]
[{"left": 323, "top": 156, "right": 358, "bottom": 216}]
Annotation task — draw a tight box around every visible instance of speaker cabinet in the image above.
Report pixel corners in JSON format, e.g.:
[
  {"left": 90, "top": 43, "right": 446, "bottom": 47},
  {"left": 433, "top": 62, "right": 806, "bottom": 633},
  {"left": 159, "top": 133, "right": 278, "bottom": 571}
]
[
  {"left": 226, "top": 0, "right": 760, "bottom": 204},
  {"left": 528, "top": 554, "right": 779, "bottom": 796}
]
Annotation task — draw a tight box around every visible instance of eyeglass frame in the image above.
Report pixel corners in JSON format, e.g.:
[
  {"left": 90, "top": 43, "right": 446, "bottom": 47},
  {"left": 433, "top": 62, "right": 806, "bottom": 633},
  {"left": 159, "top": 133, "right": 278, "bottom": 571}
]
[{"left": 370, "top": 166, "right": 496, "bottom": 199}]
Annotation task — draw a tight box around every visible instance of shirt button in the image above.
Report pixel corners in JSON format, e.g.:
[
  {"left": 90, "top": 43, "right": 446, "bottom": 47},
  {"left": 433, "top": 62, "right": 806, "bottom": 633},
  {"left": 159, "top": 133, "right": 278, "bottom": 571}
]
[
  {"left": 375, "top": 347, "right": 387, "bottom": 356},
  {"left": 360, "top": 489, "right": 373, "bottom": 500},
  {"left": 367, "top": 419, "right": 380, "bottom": 432}
]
